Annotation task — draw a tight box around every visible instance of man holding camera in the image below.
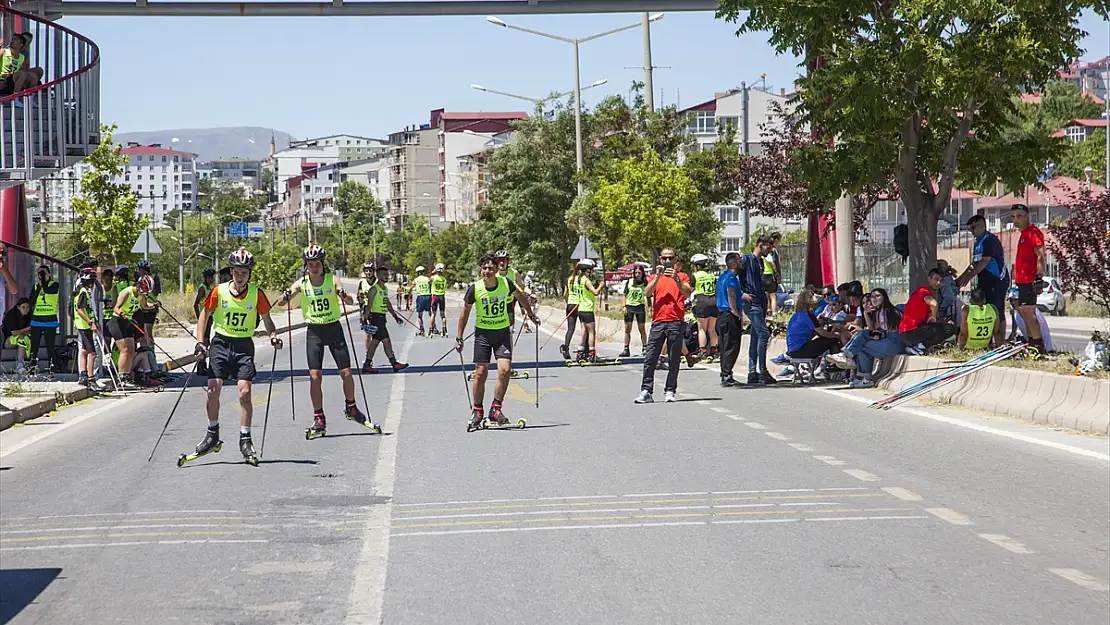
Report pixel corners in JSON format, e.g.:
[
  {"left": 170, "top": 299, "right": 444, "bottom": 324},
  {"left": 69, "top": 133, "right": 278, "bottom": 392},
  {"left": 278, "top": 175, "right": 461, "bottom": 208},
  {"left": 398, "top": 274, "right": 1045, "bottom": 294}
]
[{"left": 634, "top": 247, "right": 694, "bottom": 404}]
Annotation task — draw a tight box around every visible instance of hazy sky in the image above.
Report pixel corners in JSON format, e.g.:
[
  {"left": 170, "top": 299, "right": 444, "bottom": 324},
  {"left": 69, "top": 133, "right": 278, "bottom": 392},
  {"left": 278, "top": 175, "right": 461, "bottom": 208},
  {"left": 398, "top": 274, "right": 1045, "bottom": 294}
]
[{"left": 62, "top": 8, "right": 1110, "bottom": 139}]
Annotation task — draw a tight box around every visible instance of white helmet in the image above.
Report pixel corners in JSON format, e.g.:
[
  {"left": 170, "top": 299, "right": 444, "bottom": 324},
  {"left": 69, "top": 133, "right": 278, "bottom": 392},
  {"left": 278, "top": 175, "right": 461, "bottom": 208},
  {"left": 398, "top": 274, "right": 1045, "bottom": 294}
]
[
  {"left": 415, "top": 265, "right": 426, "bottom": 273},
  {"left": 577, "top": 258, "right": 595, "bottom": 268},
  {"left": 690, "top": 253, "right": 710, "bottom": 264},
  {"left": 434, "top": 263, "right": 445, "bottom": 272}
]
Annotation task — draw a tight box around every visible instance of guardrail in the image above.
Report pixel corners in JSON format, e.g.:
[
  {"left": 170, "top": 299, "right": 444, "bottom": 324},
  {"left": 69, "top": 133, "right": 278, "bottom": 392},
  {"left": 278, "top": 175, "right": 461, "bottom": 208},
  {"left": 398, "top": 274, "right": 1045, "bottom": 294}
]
[{"left": 0, "top": 4, "right": 100, "bottom": 186}]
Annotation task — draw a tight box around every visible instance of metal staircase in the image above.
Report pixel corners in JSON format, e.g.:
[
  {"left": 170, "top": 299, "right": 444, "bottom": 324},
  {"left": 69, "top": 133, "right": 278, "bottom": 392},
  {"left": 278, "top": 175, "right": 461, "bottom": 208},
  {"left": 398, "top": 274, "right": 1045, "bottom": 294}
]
[{"left": 0, "top": 4, "right": 100, "bottom": 188}]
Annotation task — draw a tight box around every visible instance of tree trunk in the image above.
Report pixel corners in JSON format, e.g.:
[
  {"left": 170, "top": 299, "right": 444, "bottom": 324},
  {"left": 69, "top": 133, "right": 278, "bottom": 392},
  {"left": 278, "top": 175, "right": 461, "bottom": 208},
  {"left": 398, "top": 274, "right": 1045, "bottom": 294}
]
[{"left": 904, "top": 190, "right": 938, "bottom": 290}]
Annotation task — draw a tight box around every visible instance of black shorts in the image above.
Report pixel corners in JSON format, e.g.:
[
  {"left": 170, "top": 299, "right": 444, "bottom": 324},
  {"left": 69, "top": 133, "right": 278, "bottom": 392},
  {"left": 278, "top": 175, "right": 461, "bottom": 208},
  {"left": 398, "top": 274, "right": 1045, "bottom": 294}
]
[
  {"left": 366, "top": 313, "right": 390, "bottom": 341},
  {"left": 473, "top": 327, "right": 512, "bottom": 364},
  {"left": 978, "top": 278, "right": 1007, "bottom": 318},
  {"left": 577, "top": 310, "right": 596, "bottom": 324},
  {"left": 77, "top": 328, "right": 95, "bottom": 351},
  {"left": 624, "top": 305, "right": 645, "bottom": 323},
  {"left": 109, "top": 316, "right": 138, "bottom": 341},
  {"left": 695, "top": 299, "right": 719, "bottom": 319},
  {"left": 133, "top": 308, "right": 157, "bottom": 326},
  {"left": 415, "top": 294, "right": 432, "bottom": 313},
  {"left": 305, "top": 321, "right": 351, "bottom": 370},
  {"left": 431, "top": 295, "right": 446, "bottom": 312},
  {"left": 1016, "top": 283, "right": 1037, "bottom": 306},
  {"left": 208, "top": 334, "right": 256, "bottom": 381}
]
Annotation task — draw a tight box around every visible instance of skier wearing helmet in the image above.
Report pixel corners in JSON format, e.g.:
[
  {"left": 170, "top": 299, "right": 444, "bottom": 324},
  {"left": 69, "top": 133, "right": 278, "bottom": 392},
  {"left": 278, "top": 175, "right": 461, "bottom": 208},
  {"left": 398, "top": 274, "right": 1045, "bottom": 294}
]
[
  {"left": 409, "top": 265, "right": 432, "bottom": 336},
  {"left": 191, "top": 248, "right": 283, "bottom": 465},
  {"left": 690, "top": 253, "right": 719, "bottom": 361},
  {"left": 278, "top": 245, "right": 381, "bottom": 438},
  {"left": 360, "top": 263, "right": 409, "bottom": 374},
  {"left": 72, "top": 267, "right": 104, "bottom": 389},
  {"left": 110, "top": 274, "right": 160, "bottom": 389},
  {"left": 133, "top": 258, "right": 162, "bottom": 375},
  {"left": 493, "top": 250, "right": 530, "bottom": 333},
  {"left": 429, "top": 263, "right": 448, "bottom": 336}
]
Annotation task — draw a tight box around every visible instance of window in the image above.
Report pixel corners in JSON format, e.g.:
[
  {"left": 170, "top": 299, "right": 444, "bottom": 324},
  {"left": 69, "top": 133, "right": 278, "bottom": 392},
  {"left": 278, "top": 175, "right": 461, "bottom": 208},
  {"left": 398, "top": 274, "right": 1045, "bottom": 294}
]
[
  {"left": 687, "top": 111, "right": 716, "bottom": 134},
  {"left": 719, "top": 237, "right": 741, "bottom": 253},
  {"left": 874, "top": 201, "right": 890, "bottom": 221},
  {"left": 719, "top": 206, "right": 740, "bottom": 223},
  {"left": 717, "top": 116, "right": 738, "bottom": 131},
  {"left": 1065, "top": 125, "right": 1086, "bottom": 142}
]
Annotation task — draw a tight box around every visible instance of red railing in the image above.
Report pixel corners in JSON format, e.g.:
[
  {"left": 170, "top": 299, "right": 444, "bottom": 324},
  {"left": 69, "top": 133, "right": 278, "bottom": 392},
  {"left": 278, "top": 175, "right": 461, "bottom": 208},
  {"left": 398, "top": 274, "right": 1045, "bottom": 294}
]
[{"left": 0, "top": 3, "right": 100, "bottom": 182}]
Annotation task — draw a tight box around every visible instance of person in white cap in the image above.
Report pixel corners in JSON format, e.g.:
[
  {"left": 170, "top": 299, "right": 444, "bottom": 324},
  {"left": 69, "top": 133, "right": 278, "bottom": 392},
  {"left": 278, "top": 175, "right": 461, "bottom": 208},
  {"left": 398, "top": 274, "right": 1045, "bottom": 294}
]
[
  {"left": 430, "top": 263, "right": 449, "bottom": 336},
  {"left": 690, "top": 253, "right": 720, "bottom": 361},
  {"left": 569, "top": 258, "right": 602, "bottom": 361},
  {"left": 409, "top": 265, "right": 432, "bottom": 336}
]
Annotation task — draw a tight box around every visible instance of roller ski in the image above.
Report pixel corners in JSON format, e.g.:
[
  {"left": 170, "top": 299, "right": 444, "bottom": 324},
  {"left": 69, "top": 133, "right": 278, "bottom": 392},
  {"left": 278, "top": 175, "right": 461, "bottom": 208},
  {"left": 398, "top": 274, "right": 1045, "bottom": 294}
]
[
  {"left": 566, "top": 349, "right": 621, "bottom": 367},
  {"left": 345, "top": 403, "right": 382, "bottom": 434},
  {"left": 305, "top": 412, "right": 328, "bottom": 440},
  {"left": 466, "top": 402, "right": 526, "bottom": 432},
  {"left": 240, "top": 433, "right": 259, "bottom": 466},
  {"left": 468, "top": 369, "right": 529, "bottom": 381},
  {"left": 177, "top": 425, "right": 224, "bottom": 467}
]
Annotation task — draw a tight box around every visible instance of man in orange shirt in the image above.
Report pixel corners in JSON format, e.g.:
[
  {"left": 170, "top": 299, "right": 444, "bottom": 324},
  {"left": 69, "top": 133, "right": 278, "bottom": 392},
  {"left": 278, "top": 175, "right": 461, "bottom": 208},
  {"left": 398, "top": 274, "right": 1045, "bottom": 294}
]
[
  {"left": 187, "top": 249, "right": 282, "bottom": 466},
  {"left": 635, "top": 247, "right": 694, "bottom": 404}
]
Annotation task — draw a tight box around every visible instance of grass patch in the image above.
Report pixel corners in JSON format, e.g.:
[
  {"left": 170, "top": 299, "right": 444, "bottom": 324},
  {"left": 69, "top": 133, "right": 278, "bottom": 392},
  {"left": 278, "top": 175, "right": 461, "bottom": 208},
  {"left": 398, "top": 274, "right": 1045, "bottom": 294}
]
[
  {"left": 3, "top": 382, "right": 25, "bottom": 397},
  {"left": 152, "top": 290, "right": 303, "bottom": 338},
  {"left": 931, "top": 345, "right": 1110, "bottom": 380},
  {"left": 1064, "top": 295, "right": 1110, "bottom": 320}
]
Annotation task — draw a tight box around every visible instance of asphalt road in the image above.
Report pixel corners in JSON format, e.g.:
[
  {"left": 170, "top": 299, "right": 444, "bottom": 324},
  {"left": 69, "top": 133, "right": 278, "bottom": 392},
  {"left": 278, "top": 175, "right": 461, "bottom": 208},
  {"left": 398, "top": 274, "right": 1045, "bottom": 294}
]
[{"left": 1, "top": 306, "right": 1108, "bottom": 625}]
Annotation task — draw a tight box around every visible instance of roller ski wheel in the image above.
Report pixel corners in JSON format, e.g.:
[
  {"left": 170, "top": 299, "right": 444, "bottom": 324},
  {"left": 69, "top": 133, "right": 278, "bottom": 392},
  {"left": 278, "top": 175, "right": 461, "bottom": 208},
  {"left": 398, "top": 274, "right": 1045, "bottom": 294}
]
[
  {"left": 510, "top": 370, "right": 529, "bottom": 380},
  {"left": 484, "top": 417, "right": 526, "bottom": 429},
  {"left": 178, "top": 429, "right": 223, "bottom": 467},
  {"left": 345, "top": 405, "right": 383, "bottom": 434},
  {"left": 240, "top": 435, "right": 259, "bottom": 466},
  {"left": 305, "top": 415, "right": 327, "bottom": 440}
]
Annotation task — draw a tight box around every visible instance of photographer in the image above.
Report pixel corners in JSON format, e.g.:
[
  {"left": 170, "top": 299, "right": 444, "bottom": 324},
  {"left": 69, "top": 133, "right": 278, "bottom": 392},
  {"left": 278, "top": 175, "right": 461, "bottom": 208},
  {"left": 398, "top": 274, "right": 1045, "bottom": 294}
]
[
  {"left": 28, "top": 264, "right": 61, "bottom": 374},
  {"left": 634, "top": 247, "right": 693, "bottom": 404}
]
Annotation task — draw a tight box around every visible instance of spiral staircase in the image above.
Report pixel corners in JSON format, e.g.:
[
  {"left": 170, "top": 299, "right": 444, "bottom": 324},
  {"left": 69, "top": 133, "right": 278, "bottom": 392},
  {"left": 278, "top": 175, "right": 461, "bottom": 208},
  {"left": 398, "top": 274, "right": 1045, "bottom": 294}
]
[{"left": 0, "top": 3, "right": 100, "bottom": 188}]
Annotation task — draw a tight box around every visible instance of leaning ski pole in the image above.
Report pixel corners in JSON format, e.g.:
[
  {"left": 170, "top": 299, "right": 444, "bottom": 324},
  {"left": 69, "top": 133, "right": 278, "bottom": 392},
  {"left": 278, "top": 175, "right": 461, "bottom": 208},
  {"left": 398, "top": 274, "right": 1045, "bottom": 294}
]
[
  {"left": 147, "top": 360, "right": 200, "bottom": 462},
  {"left": 457, "top": 348, "right": 473, "bottom": 408},
  {"left": 155, "top": 306, "right": 198, "bottom": 341},
  {"left": 873, "top": 343, "right": 1015, "bottom": 407},
  {"left": 287, "top": 306, "right": 296, "bottom": 422},
  {"left": 259, "top": 347, "right": 278, "bottom": 458},
  {"left": 340, "top": 297, "right": 375, "bottom": 425},
  {"left": 534, "top": 321, "right": 539, "bottom": 409},
  {"left": 539, "top": 304, "right": 578, "bottom": 351},
  {"left": 880, "top": 344, "right": 1026, "bottom": 410},
  {"left": 422, "top": 331, "right": 475, "bottom": 375}
]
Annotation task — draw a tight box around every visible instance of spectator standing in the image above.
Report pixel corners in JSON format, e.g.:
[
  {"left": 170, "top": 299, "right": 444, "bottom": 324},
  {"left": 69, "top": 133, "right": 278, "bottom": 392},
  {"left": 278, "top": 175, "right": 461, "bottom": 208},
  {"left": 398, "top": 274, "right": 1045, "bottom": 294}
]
[
  {"left": 956, "top": 214, "right": 1008, "bottom": 343},
  {"left": 740, "top": 235, "right": 776, "bottom": 385},
  {"left": 1009, "top": 203, "right": 1047, "bottom": 354},
  {"left": 634, "top": 247, "right": 693, "bottom": 404},
  {"left": 715, "top": 252, "right": 742, "bottom": 387},
  {"left": 763, "top": 232, "right": 782, "bottom": 315},
  {"left": 28, "top": 264, "right": 61, "bottom": 374}
]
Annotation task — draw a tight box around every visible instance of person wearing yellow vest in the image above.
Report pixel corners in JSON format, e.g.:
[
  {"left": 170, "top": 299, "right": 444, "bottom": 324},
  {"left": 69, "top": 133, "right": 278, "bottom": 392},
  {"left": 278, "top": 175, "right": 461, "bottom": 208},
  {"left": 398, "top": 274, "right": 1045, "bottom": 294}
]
[
  {"left": 455, "top": 253, "right": 541, "bottom": 431},
  {"left": 73, "top": 268, "right": 103, "bottom": 389},
  {"left": 359, "top": 263, "right": 408, "bottom": 374},
  {"left": 690, "top": 253, "right": 720, "bottom": 361},
  {"left": 134, "top": 259, "right": 163, "bottom": 375},
  {"left": 430, "top": 263, "right": 449, "bottom": 336},
  {"left": 28, "top": 264, "right": 62, "bottom": 375},
  {"left": 410, "top": 266, "right": 433, "bottom": 336},
  {"left": 494, "top": 249, "right": 530, "bottom": 333},
  {"left": 109, "top": 274, "right": 159, "bottom": 389},
  {"left": 762, "top": 232, "right": 782, "bottom": 315},
  {"left": 569, "top": 259, "right": 602, "bottom": 362},
  {"left": 559, "top": 263, "right": 582, "bottom": 361},
  {"left": 192, "top": 248, "right": 282, "bottom": 465},
  {"left": 277, "top": 244, "right": 379, "bottom": 438},
  {"left": 959, "top": 289, "right": 1001, "bottom": 350},
  {"left": 619, "top": 264, "right": 649, "bottom": 358}
]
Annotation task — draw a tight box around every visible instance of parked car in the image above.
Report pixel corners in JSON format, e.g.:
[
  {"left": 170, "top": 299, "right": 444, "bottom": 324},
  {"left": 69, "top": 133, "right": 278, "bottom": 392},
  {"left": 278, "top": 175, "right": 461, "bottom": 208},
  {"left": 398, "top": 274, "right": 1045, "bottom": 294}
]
[{"left": 1036, "top": 277, "right": 1067, "bottom": 316}]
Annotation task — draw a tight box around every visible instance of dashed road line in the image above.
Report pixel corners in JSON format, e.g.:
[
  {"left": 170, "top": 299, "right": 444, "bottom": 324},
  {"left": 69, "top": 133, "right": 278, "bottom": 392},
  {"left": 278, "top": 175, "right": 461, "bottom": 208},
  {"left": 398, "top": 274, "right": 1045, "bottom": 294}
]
[
  {"left": 765, "top": 432, "right": 790, "bottom": 440},
  {"left": 710, "top": 406, "right": 729, "bottom": 414},
  {"left": 787, "top": 443, "right": 815, "bottom": 452},
  {"left": 843, "top": 469, "right": 881, "bottom": 482},
  {"left": 0, "top": 538, "right": 269, "bottom": 552},
  {"left": 881, "top": 487, "right": 923, "bottom": 501},
  {"left": 1048, "top": 568, "right": 1110, "bottom": 591},
  {"left": 745, "top": 422, "right": 767, "bottom": 430},
  {"left": 695, "top": 400, "right": 711, "bottom": 406},
  {"left": 725, "top": 414, "right": 745, "bottom": 421},
  {"left": 392, "top": 493, "right": 887, "bottom": 515},
  {"left": 926, "top": 508, "right": 975, "bottom": 526},
  {"left": 814, "top": 455, "right": 847, "bottom": 466},
  {"left": 394, "top": 487, "right": 872, "bottom": 508},
  {"left": 0, "top": 510, "right": 242, "bottom": 522},
  {"left": 978, "top": 534, "right": 1036, "bottom": 554}
]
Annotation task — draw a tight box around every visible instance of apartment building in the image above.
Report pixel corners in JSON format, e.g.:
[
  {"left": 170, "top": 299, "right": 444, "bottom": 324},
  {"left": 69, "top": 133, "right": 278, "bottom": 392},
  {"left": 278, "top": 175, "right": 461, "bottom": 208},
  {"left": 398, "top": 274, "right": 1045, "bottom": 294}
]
[
  {"left": 197, "top": 158, "right": 262, "bottom": 189},
  {"left": 430, "top": 109, "right": 527, "bottom": 225},
  {"left": 36, "top": 143, "right": 197, "bottom": 227},
  {"left": 386, "top": 125, "right": 441, "bottom": 232},
  {"left": 1059, "top": 56, "right": 1110, "bottom": 101},
  {"left": 288, "top": 135, "right": 389, "bottom": 163}
]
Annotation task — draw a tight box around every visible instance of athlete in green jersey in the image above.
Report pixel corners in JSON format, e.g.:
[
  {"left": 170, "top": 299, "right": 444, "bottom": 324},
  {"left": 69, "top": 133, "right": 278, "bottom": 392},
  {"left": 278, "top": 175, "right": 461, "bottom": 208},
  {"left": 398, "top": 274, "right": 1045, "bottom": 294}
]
[
  {"left": 620, "top": 264, "right": 649, "bottom": 358},
  {"left": 72, "top": 267, "right": 103, "bottom": 389},
  {"left": 410, "top": 266, "right": 432, "bottom": 335},
  {"left": 959, "top": 289, "right": 1001, "bottom": 350},
  {"left": 430, "top": 262, "right": 449, "bottom": 336},
  {"left": 110, "top": 274, "right": 159, "bottom": 389},
  {"left": 191, "top": 248, "right": 282, "bottom": 466},
  {"left": 570, "top": 259, "right": 602, "bottom": 362},
  {"left": 690, "top": 253, "right": 719, "bottom": 360},
  {"left": 455, "top": 253, "right": 540, "bottom": 430},
  {"left": 279, "top": 244, "right": 379, "bottom": 437},
  {"left": 359, "top": 263, "right": 408, "bottom": 373}
]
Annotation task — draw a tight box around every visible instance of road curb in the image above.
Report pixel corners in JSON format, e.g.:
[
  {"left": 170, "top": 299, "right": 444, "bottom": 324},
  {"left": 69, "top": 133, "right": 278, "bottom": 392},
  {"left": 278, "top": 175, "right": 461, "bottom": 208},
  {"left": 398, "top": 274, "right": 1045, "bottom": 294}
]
[{"left": 0, "top": 384, "right": 94, "bottom": 431}]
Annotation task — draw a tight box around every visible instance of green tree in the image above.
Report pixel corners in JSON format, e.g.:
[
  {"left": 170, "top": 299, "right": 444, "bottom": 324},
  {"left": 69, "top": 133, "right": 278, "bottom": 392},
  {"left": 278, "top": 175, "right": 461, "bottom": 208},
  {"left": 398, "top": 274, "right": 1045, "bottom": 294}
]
[
  {"left": 717, "top": 0, "right": 1099, "bottom": 286},
  {"left": 433, "top": 224, "right": 475, "bottom": 285},
  {"left": 1032, "top": 79, "right": 1104, "bottom": 133},
  {"left": 73, "top": 123, "right": 148, "bottom": 265},
  {"left": 682, "top": 125, "right": 745, "bottom": 206},
  {"left": 210, "top": 182, "right": 260, "bottom": 226},
  {"left": 1058, "top": 129, "right": 1108, "bottom": 186},
  {"left": 592, "top": 149, "right": 716, "bottom": 261},
  {"left": 334, "top": 179, "right": 383, "bottom": 223}
]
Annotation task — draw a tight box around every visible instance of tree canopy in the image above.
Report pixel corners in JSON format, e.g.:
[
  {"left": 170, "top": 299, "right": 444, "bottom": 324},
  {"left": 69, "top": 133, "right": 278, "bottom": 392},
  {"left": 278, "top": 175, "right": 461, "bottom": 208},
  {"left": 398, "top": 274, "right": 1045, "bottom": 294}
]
[{"left": 73, "top": 123, "right": 148, "bottom": 265}]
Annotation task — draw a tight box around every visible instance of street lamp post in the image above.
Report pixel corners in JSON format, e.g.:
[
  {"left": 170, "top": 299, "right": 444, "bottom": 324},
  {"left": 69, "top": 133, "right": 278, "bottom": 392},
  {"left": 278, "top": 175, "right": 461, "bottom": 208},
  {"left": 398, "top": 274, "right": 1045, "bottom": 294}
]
[
  {"left": 486, "top": 14, "right": 662, "bottom": 198},
  {"left": 472, "top": 79, "right": 608, "bottom": 116}
]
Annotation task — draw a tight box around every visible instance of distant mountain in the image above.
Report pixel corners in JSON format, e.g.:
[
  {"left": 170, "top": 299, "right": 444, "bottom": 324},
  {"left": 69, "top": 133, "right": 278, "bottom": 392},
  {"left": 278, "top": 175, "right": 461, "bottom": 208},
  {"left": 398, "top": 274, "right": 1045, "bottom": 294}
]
[{"left": 114, "top": 126, "right": 296, "bottom": 162}]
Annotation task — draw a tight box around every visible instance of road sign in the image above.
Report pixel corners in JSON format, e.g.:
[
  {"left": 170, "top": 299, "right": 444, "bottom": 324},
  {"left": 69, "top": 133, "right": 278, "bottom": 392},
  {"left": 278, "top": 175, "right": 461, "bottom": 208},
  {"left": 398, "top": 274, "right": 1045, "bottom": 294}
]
[
  {"left": 228, "top": 221, "right": 248, "bottom": 237},
  {"left": 248, "top": 223, "right": 265, "bottom": 238},
  {"left": 130, "top": 227, "right": 162, "bottom": 258}
]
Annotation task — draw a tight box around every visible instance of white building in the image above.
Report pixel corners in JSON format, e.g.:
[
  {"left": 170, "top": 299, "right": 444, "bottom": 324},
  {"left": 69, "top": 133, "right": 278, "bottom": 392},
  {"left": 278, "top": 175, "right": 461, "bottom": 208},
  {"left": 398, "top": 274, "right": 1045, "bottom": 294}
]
[
  {"left": 431, "top": 109, "right": 526, "bottom": 226},
  {"left": 288, "top": 134, "right": 389, "bottom": 163},
  {"left": 679, "top": 86, "right": 803, "bottom": 263},
  {"left": 36, "top": 143, "right": 197, "bottom": 227}
]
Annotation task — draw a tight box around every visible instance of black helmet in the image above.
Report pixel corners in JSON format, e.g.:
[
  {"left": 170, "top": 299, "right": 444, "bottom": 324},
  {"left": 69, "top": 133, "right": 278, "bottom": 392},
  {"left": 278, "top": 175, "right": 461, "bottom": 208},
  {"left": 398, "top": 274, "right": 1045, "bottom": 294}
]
[{"left": 202, "top": 268, "right": 216, "bottom": 277}]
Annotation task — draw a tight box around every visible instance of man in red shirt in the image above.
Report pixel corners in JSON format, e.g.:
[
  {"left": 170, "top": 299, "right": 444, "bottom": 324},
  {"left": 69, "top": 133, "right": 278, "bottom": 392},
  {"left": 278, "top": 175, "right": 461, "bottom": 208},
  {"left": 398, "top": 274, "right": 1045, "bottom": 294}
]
[
  {"left": 898, "top": 268, "right": 956, "bottom": 350},
  {"left": 635, "top": 246, "right": 694, "bottom": 404},
  {"left": 1010, "top": 203, "right": 1046, "bottom": 352}
]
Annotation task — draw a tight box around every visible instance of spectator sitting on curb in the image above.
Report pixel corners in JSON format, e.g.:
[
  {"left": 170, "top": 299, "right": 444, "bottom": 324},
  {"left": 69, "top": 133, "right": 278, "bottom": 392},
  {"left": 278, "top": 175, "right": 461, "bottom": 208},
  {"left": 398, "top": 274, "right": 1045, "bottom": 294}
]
[
  {"left": 785, "top": 290, "right": 841, "bottom": 361},
  {"left": 958, "top": 289, "right": 1002, "bottom": 350}
]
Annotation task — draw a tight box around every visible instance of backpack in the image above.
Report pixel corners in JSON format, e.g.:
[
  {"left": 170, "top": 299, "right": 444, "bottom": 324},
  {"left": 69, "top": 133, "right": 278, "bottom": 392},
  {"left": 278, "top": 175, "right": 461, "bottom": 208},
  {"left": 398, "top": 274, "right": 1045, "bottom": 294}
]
[{"left": 893, "top": 224, "right": 909, "bottom": 265}]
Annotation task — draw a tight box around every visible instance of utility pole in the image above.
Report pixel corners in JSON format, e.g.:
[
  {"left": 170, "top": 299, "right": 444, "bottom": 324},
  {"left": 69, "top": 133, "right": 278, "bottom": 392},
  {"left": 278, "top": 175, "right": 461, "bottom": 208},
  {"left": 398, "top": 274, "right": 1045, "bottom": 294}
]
[
  {"left": 178, "top": 207, "right": 185, "bottom": 293},
  {"left": 642, "top": 12, "right": 654, "bottom": 111},
  {"left": 741, "top": 82, "right": 751, "bottom": 246},
  {"left": 40, "top": 180, "right": 48, "bottom": 255}
]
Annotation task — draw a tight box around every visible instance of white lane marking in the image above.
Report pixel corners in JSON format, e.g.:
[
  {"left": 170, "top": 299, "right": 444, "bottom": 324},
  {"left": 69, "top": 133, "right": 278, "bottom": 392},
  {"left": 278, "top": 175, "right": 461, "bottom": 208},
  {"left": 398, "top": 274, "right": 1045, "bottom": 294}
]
[
  {"left": 765, "top": 432, "right": 791, "bottom": 440},
  {"left": 244, "top": 561, "right": 335, "bottom": 575},
  {"left": 778, "top": 502, "right": 841, "bottom": 507},
  {"left": 978, "top": 534, "right": 1036, "bottom": 554},
  {"left": 843, "top": 469, "right": 882, "bottom": 482},
  {"left": 712, "top": 518, "right": 798, "bottom": 525},
  {"left": 881, "top": 487, "right": 924, "bottom": 501},
  {"left": 695, "top": 400, "right": 711, "bottom": 406},
  {"left": 726, "top": 414, "right": 745, "bottom": 421},
  {"left": 788, "top": 443, "right": 815, "bottom": 452},
  {"left": 1048, "top": 568, "right": 1110, "bottom": 591},
  {"left": 0, "top": 538, "right": 268, "bottom": 552},
  {"left": 710, "top": 406, "right": 729, "bottom": 414},
  {"left": 806, "top": 516, "right": 927, "bottom": 522},
  {"left": 393, "top": 487, "right": 871, "bottom": 508},
  {"left": 396, "top": 497, "right": 547, "bottom": 507},
  {"left": 926, "top": 508, "right": 975, "bottom": 526},
  {"left": 811, "top": 388, "right": 1110, "bottom": 463},
  {"left": 0, "top": 509, "right": 240, "bottom": 521},
  {"left": 1, "top": 400, "right": 133, "bottom": 458},
  {"left": 814, "top": 455, "right": 847, "bottom": 466},
  {"left": 399, "top": 507, "right": 646, "bottom": 521},
  {"left": 344, "top": 334, "right": 414, "bottom": 625},
  {"left": 1, "top": 523, "right": 274, "bottom": 534},
  {"left": 621, "top": 491, "right": 710, "bottom": 498},
  {"left": 745, "top": 422, "right": 767, "bottom": 430},
  {"left": 535, "top": 494, "right": 614, "bottom": 501}
]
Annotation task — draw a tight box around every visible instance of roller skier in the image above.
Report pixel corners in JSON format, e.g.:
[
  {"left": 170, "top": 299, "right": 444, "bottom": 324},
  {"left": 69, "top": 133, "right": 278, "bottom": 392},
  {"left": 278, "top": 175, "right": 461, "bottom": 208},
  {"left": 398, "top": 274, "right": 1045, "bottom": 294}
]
[
  {"left": 430, "top": 263, "right": 449, "bottom": 336},
  {"left": 280, "top": 245, "right": 381, "bottom": 439},
  {"left": 455, "top": 253, "right": 540, "bottom": 431},
  {"left": 187, "top": 249, "right": 282, "bottom": 466},
  {"left": 358, "top": 263, "right": 409, "bottom": 374}
]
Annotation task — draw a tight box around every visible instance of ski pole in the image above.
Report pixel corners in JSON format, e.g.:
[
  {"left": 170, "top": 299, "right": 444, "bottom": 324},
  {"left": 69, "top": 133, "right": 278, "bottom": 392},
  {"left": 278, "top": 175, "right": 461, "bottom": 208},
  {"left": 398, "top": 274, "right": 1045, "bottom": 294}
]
[
  {"left": 422, "top": 331, "right": 475, "bottom": 375},
  {"left": 147, "top": 360, "right": 200, "bottom": 462},
  {"left": 873, "top": 343, "right": 1014, "bottom": 407},
  {"left": 539, "top": 304, "right": 578, "bottom": 351},
  {"left": 287, "top": 306, "right": 296, "bottom": 422},
  {"left": 534, "top": 320, "right": 539, "bottom": 409},
  {"left": 259, "top": 347, "right": 278, "bottom": 458},
  {"left": 340, "top": 297, "right": 375, "bottom": 425},
  {"left": 457, "top": 348, "right": 473, "bottom": 408},
  {"left": 155, "top": 305, "right": 198, "bottom": 342},
  {"left": 880, "top": 344, "right": 1026, "bottom": 410}
]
